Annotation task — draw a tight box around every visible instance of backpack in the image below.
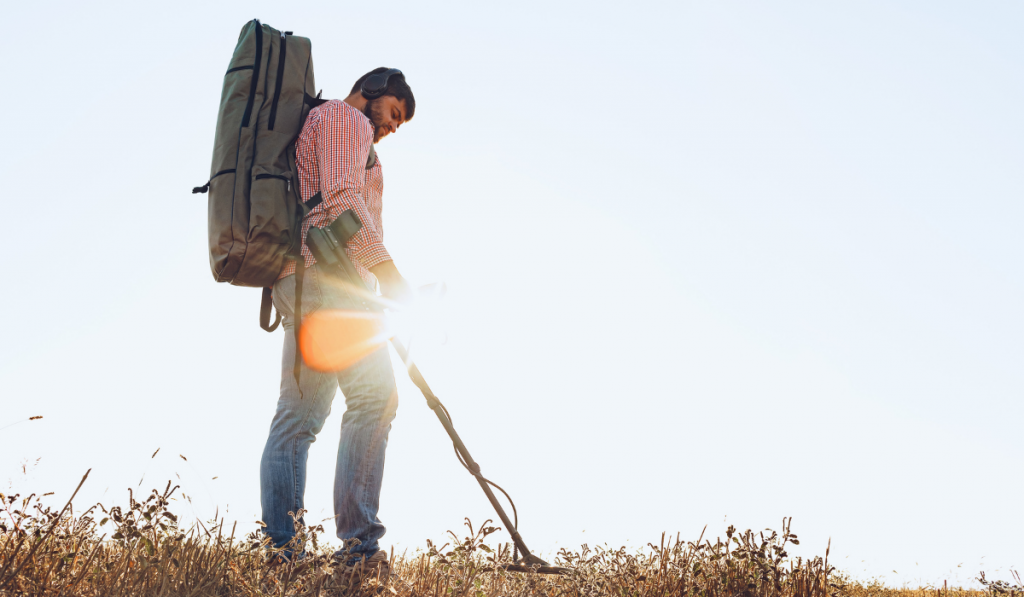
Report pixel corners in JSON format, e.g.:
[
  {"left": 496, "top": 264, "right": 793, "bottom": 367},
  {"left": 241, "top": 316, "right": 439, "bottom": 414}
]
[{"left": 193, "top": 19, "right": 321, "bottom": 331}]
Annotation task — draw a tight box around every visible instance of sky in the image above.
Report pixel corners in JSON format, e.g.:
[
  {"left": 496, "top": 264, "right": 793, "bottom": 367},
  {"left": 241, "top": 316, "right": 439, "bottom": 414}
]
[{"left": 1, "top": 0, "right": 1021, "bottom": 588}]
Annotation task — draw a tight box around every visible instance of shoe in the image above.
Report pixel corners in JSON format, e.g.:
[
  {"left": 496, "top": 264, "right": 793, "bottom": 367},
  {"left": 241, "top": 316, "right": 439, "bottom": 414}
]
[{"left": 338, "top": 549, "right": 390, "bottom": 580}]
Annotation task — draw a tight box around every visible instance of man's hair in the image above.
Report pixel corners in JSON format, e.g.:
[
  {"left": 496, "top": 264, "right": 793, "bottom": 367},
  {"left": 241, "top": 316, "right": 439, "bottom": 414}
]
[{"left": 351, "top": 67, "right": 416, "bottom": 121}]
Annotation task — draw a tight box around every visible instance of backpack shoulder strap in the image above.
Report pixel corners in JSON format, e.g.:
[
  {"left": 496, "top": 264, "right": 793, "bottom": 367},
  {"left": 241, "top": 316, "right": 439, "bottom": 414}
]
[
  {"left": 366, "top": 144, "right": 376, "bottom": 169},
  {"left": 304, "top": 91, "right": 328, "bottom": 108}
]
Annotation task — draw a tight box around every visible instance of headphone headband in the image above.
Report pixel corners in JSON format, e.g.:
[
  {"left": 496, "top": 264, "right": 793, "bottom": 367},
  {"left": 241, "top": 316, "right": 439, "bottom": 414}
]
[{"left": 361, "top": 68, "right": 404, "bottom": 100}]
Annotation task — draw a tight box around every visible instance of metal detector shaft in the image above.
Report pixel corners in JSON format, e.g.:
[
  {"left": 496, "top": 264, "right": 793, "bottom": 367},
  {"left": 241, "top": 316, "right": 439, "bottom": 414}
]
[
  {"left": 389, "top": 338, "right": 547, "bottom": 567},
  {"left": 310, "top": 212, "right": 553, "bottom": 569}
]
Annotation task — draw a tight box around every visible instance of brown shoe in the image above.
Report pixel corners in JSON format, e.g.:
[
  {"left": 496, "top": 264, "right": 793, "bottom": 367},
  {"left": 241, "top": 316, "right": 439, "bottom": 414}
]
[
  {"left": 339, "top": 549, "right": 390, "bottom": 580},
  {"left": 362, "top": 550, "right": 390, "bottom": 576}
]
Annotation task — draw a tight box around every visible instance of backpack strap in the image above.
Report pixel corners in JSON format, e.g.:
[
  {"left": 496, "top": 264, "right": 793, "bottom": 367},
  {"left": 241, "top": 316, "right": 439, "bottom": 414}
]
[
  {"left": 288, "top": 191, "right": 322, "bottom": 399},
  {"left": 259, "top": 287, "right": 281, "bottom": 332},
  {"left": 292, "top": 254, "right": 306, "bottom": 399},
  {"left": 304, "top": 91, "right": 328, "bottom": 109},
  {"left": 366, "top": 144, "right": 376, "bottom": 169}
]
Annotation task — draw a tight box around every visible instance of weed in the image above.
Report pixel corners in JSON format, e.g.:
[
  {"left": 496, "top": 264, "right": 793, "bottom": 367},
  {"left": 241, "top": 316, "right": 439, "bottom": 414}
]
[{"left": 0, "top": 478, "right": 1008, "bottom": 597}]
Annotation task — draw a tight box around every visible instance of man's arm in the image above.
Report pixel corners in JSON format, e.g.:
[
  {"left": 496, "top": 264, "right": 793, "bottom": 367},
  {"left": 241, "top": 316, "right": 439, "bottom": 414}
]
[
  {"left": 316, "top": 103, "right": 392, "bottom": 271},
  {"left": 315, "top": 104, "right": 412, "bottom": 302}
]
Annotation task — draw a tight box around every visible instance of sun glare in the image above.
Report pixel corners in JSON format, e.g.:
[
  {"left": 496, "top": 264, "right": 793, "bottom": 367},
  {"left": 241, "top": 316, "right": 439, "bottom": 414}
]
[
  {"left": 299, "top": 310, "right": 391, "bottom": 372},
  {"left": 299, "top": 283, "right": 449, "bottom": 373}
]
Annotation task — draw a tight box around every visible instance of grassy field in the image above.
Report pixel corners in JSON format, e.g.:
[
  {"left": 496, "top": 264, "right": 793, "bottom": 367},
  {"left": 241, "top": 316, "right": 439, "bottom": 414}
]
[{"left": 0, "top": 471, "right": 1012, "bottom": 597}]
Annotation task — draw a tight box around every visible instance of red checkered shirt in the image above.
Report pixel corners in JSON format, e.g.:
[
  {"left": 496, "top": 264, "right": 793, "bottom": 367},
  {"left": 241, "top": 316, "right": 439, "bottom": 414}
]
[{"left": 278, "top": 100, "right": 389, "bottom": 282}]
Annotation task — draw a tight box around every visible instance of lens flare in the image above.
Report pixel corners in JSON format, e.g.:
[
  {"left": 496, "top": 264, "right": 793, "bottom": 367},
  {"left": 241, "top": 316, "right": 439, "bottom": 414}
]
[
  {"left": 299, "top": 283, "right": 449, "bottom": 373},
  {"left": 299, "top": 310, "right": 391, "bottom": 372}
]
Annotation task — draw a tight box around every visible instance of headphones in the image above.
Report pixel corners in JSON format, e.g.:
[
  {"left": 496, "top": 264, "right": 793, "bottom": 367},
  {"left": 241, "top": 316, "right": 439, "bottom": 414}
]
[{"left": 361, "top": 68, "right": 404, "bottom": 100}]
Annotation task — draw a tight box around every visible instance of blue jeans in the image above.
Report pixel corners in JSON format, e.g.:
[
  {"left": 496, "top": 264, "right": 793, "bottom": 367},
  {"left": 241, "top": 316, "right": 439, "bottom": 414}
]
[{"left": 260, "top": 264, "right": 398, "bottom": 558}]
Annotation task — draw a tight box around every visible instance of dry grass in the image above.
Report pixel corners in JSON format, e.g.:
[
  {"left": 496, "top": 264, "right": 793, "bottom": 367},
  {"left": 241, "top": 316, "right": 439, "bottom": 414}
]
[
  {"left": 836, "top": 576, "right": 1015, "bottom": 597},
  {"left": 0, "top": 471, "right": 1016, "bottom": 597}
]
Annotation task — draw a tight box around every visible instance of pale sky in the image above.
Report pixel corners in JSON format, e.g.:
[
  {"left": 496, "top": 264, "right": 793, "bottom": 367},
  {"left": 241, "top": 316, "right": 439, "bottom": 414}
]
[{"left": 1, "top": 0, "right": 1021, "bottom": 588}]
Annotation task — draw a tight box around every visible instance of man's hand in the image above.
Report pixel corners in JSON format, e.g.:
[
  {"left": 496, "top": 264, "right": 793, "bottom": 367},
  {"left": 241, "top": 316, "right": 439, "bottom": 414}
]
[{"left": 370, "top": 260, "right": 414, "bottom": 304}]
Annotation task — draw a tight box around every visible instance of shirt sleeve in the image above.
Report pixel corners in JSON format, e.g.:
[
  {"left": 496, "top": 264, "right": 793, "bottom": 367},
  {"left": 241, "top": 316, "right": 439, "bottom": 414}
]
[{"left": 316, "top": 104, "right": 392, "bottom": 270}]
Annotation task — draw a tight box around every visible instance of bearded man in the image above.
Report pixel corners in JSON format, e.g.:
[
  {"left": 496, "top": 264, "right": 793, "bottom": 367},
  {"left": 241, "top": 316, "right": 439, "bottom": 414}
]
[{"left": 259, "top": 67, "right": 415, "bottom": 573}]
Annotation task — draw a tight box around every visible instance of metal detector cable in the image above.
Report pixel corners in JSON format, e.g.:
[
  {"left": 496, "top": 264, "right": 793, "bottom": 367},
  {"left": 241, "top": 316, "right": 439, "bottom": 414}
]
[
  {"left": 432, "top": 396, "right": 521, "bottom": 561},
  {"left": 395, "top": 334, "right": 524, "bottom": 562}
]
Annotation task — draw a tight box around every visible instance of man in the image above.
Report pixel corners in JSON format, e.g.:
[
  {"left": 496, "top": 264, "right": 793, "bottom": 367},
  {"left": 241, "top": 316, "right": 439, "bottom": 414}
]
[{"left": 260, "top": 67, "right": 415, "bottom": 572}]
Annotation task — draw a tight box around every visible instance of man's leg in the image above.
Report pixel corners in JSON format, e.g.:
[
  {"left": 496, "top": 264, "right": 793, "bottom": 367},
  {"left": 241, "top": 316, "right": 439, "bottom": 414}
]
[
  {"left": 332, "top": 311, "right": 399, "bottom": 559},
  {"left": 260, "top": 266, "right": 339, "bottom": 550}
]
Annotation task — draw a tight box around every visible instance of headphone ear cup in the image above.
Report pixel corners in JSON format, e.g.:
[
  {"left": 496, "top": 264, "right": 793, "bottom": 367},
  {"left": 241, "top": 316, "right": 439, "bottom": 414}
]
[
  {"left": 361, "top": 74, "right": 386, "bottom": 99},
  {"left": 360, "top": 68, "right": 404, "bottom": 100}
]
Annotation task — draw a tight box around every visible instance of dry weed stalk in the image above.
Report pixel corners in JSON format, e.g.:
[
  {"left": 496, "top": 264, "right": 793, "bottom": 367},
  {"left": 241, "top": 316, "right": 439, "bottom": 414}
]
[{"left": 0, "top": 479, "right": 1008, "bottom": 597}]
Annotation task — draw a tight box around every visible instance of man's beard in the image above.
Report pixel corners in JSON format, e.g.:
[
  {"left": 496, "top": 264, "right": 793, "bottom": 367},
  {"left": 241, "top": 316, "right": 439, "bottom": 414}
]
[{"left": 362, "top": 99, "right": 387, "bottom": 142}]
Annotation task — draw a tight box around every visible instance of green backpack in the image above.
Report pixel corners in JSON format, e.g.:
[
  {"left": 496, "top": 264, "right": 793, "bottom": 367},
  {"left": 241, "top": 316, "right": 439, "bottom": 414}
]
[{"left": 193, "top": 19, "right": 321, "bottom": 331}]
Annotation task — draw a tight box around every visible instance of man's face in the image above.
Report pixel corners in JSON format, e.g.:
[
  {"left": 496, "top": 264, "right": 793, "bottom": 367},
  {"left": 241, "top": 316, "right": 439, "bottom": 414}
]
[{"left": 363, "top": 96, "right": 408, "bottom": 142}]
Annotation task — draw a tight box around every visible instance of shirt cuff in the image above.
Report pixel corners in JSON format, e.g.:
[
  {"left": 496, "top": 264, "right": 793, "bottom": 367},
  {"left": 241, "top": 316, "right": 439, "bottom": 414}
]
[{"left": 350, "top": 242, "right": 392, "bottom": 271}]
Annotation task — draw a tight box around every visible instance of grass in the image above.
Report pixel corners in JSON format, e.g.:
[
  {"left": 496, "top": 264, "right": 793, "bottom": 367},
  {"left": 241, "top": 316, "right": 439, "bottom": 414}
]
[{"left": 0, "top": 470, "right": 1016, "bottom": 597}]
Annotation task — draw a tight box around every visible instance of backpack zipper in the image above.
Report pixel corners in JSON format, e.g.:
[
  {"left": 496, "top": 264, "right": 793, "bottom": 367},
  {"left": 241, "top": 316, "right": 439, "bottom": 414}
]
[
  {"left": 268, "top": 31, "right": 287, "bottom": 131},
  {"left": 255, "top": 173, "right": 292, "bottom": 191},
  {"left": 240, "top": 20, "right": 263, "bottom": 128},
  {"left": 192, "top": 168, "right": 236, "bottom": 194}
]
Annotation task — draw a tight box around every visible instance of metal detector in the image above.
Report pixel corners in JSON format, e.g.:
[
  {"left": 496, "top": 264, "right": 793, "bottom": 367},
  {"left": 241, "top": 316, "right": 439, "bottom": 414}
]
[{"left": 305, "top": 209, "right": 567, "bottom": 575}]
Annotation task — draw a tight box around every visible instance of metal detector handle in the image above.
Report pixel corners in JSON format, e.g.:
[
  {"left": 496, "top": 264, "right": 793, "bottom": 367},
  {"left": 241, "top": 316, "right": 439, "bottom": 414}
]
[
  {"left": 305, "top": 210, "right": 363, "bottom": 284},
  {"left": 328, "top": 209, "right": 363, "bottom": 244}
]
